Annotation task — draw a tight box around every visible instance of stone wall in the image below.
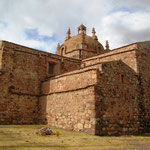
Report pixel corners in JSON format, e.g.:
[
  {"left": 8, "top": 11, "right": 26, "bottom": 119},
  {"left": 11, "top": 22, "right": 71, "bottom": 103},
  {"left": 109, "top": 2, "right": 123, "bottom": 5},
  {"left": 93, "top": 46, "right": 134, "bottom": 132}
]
[
  {"left": 39, "top": 69, "right": 98, "bottom": 134},
  {"left": 60, "top": 58, "right": 81, "bottom": 74},
  {"left": 82, "top": 44, "right": 138, "bottom": 72},
  {"left": 0, "top": 42, "right": 44, "bottom": 124},
  {"left": 0, "top": 42, "right": 3, "bottom": 71},
  {"left": 95, "top": 61, "right": 140, "bottom": 135},
  {"left": 0, "top": 41, "right": 80, "bottom": 124},
  {"left": 136, "top": 42, "right": 150, "bottom": 132},
  {"left": 64, "top": 49, "right": 81, "bottom": 59},
  {"left": 63, "top": 49, "right": 99, "bottom": 59},
  {"left": 40, "top": 59, "right": 142, "bottom": 135},
  {"left": 81, "top": 49, "right": 99, "bottom": 59},
  {"left": 41, "top": 68, "right": 97, "bottom": 94},
  {"left": 1, "top": 40, "right": 150, "bottom": 136}
]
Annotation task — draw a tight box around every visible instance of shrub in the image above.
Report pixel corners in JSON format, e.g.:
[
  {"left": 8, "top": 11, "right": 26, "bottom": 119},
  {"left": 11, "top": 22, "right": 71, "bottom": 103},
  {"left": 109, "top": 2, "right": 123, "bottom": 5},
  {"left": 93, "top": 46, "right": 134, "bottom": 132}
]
[{"left": 55, "top": 131, "right": 60, "bottom": 137}]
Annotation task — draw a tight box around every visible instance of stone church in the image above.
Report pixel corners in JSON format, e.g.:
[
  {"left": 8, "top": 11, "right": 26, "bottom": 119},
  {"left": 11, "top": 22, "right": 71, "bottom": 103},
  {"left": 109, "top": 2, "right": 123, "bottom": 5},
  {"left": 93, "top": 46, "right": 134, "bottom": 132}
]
[{"left": 0, "top": 24, "right": 150, "bottom": 135}]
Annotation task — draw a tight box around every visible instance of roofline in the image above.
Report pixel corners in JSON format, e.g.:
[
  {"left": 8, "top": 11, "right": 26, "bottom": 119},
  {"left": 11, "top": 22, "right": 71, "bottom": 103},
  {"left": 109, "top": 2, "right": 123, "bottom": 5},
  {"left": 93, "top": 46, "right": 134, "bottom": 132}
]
[
  {"left": 1, "top": 40, "right": 81, "bottom": 62},
  {"left": 82, "top": 42, "right": 139, "bottom": 62}
]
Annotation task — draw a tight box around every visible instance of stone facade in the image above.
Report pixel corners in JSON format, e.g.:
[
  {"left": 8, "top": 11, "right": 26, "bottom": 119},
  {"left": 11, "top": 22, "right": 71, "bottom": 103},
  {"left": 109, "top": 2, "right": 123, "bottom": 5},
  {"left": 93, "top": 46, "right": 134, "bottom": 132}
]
[
  {"left": 0, "top": 25, "right": 150, "bottom": 135},
  {"left": 0, "top": 40, "right": 80, "bottom": 124}
]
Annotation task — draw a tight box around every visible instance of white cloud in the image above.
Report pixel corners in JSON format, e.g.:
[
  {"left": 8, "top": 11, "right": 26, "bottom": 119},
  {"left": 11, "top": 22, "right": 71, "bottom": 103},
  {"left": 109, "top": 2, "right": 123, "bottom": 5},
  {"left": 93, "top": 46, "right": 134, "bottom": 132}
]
[
  {"left": 100, "top": 11, "right": 150, "bottom": 48},
  {"left": 0, "top": 0, "right": 149, "bottom": 53},
  {"left": 111, "top": 0, "right": 150, "bottom": 12}
]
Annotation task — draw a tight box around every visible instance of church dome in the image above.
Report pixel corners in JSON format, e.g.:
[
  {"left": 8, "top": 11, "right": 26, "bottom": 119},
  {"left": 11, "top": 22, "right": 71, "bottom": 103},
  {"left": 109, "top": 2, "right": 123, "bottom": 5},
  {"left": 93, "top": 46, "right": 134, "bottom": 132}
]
[
  {"left": 56, "top": 24, "right": 105, "bottom": 59},
  {"left": 63, "top": 34, "right": 104, "bottom": 53}
]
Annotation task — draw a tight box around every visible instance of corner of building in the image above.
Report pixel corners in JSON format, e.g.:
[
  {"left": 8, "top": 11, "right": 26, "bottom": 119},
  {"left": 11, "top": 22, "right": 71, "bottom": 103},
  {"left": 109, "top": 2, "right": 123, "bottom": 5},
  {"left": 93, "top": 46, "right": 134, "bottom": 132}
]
[{"left": 0, "top": 40, "right": 5, "bottom": 73}]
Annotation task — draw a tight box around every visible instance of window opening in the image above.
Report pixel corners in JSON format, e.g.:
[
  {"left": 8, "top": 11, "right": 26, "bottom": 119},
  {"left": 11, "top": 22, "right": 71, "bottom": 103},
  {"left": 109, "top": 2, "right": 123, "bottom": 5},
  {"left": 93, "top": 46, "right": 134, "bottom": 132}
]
[
  {"left": 121, "top": 74, "right": 124, "bottom": 83},
  {"left": 48, "top": 63, "right": 54, "bottom": 74},
  {"left": 61, "top": 48, "right": 65, "bottom": 55}
]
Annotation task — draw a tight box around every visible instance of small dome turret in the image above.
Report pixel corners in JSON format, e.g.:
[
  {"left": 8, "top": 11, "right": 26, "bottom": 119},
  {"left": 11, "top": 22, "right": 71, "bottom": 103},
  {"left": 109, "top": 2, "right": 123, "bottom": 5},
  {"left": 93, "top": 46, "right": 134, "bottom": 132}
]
[
  {"left": 78, "top": 24, "right": 86, "bottom": 35},
  {"left": 92, "top": 27, "right": 98, "bottom": 41},
  {"left": 65, "top": 28, "right": 71, "bottom": 41}
]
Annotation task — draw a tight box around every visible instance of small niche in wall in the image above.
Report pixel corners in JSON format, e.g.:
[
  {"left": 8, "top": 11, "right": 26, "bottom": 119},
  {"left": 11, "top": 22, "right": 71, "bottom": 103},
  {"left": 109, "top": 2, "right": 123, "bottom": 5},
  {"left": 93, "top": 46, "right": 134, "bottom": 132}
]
[{"left": 120, "top": 74, "right": 124, "bottom": 84}]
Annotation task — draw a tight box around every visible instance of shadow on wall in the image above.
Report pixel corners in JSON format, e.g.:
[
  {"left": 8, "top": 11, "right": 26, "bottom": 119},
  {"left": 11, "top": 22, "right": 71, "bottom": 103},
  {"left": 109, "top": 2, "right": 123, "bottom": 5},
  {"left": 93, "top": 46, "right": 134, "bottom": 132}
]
[
  {"left": 95, "top": 60, "right": 146, "bottom": 135},
  {"left": 136, "top": 45, "right": 150, "bottom": 133},
  {"left": 38, "top": 95, "right": 48, "bottom": 124}
]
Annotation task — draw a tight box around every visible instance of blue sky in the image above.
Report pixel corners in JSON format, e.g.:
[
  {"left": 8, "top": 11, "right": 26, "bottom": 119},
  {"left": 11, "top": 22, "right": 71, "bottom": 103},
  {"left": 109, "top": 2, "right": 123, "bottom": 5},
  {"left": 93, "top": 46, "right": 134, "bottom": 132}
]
[{"left": 0, "top": 0, "right": 150, "bottom": 53}]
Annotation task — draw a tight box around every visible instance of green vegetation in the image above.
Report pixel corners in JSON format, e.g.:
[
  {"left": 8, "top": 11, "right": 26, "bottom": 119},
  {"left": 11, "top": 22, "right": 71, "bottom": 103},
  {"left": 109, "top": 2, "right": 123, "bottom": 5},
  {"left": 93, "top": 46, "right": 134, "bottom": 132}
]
[
  {"left": 55, "top": 130, "right": 60, "bottom": 138},
  {"left": 0, "top": 125, "right": 150, "bottom": 150}
]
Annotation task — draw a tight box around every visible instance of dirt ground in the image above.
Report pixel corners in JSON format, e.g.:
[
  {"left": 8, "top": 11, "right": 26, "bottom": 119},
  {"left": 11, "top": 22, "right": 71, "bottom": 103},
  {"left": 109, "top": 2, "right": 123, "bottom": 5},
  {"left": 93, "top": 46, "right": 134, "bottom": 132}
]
[{"left": 0, "top": 125, "right": 150, "bottom": 150}]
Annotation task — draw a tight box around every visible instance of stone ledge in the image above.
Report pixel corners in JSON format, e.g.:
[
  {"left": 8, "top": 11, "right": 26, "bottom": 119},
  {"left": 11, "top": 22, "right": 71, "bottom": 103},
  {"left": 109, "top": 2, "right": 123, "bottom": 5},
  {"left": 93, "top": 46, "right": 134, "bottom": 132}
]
[
  {"left": 40, "top": 84, "right": 95, "bottom": 96},
  {"left": 47, "top": 68, "right": 98, "bottom": 80},
  {"left": 9, "top": 87, "right": 39, "bottom": 97},
  {"left": 65, "top": 48, "right": 97, "bottom": 54}
]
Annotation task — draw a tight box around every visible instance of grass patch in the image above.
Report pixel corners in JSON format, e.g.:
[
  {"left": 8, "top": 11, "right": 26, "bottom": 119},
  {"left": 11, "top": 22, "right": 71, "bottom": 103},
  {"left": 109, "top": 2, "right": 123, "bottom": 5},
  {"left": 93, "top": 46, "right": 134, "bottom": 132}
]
[{"left": 0, "top": 125, "right": 150, "bottom": 150}]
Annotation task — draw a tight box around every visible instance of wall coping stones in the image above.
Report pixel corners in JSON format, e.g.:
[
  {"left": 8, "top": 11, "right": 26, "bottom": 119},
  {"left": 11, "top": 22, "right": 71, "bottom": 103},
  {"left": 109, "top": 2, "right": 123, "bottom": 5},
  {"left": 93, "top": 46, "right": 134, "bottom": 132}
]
[
  {"left": 82, "top": 43, "right": 138, "bottom": 62},
  {"left": 0, "top": 40, "right": 81, "bottom": 63}
]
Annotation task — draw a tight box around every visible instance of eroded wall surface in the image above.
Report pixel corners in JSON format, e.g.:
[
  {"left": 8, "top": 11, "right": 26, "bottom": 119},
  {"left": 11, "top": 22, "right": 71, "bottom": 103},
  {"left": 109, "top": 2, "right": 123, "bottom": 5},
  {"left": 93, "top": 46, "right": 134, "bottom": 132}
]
[
  {"left": 0, "top": 43, "right": 41, "bottom": 124},
  {"left": 95, "top": 61, "right": 140, "bottom": 135},
  {"left": 136, "top": 42, "right": 150, "bottom": 132},
  {"left": 0, "top": 41, "right": 80, "bottom": 124},
  {"left": 39, "top": 69, "right": 97, "bottom": 134}
]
